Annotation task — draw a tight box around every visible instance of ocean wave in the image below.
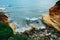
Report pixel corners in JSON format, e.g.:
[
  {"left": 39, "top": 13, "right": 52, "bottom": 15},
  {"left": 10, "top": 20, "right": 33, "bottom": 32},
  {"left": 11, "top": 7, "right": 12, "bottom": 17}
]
[
  {"left": 24, "top": 16, "right": 46, "bottom": 29},
  {"left": 8, "top": 16, "right": 46, "bottom": 33},
  {"left": 25, "top": 17, "right": 42, "bottom": 23}
]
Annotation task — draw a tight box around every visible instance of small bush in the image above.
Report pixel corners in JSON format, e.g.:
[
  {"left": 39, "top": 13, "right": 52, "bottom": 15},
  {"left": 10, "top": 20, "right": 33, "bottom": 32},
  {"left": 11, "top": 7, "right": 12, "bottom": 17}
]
[
  {"left": 13, "top": 34, "right": 28, "bottom": 40},
  {"left": 0, "top": 22, "right": 14, "bottom": 40}
]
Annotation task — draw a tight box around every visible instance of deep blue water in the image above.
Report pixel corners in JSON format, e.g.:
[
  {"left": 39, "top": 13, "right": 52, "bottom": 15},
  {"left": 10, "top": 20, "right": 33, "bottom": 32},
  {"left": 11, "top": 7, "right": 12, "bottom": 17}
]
[{"left": 0, "top": 0, "right": 58, "bottom": 32}]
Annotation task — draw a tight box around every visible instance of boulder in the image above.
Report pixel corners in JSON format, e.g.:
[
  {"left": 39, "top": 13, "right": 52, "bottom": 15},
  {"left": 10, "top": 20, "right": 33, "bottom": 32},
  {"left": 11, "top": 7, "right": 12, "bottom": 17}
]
[
  {"left": 24, "top": 30, "right": 30, "bottom": 35},
  {"left": 29, "top": 23, "right": 40, "bottom": 30}
]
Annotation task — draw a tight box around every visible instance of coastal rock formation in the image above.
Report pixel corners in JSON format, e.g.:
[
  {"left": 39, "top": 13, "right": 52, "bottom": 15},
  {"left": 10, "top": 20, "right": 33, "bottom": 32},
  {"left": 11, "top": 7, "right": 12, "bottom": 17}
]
[
  {"left": 0, "top": 12, "right": 9, "bottom": 24},
  {"left": 0, "top": 10, "right": 16, "bottom": 34},
  {"left": 49, "top": 0, "right": 60, "bottom": 25},
  {"left": 29, "top": 23, "right": 40, "bottom": 30},
  {"left": 42, "top": 1, "right": 60, "bottom": 32},
  {"left": 42, "top": 15, "right": 60, "bottom": 31}
]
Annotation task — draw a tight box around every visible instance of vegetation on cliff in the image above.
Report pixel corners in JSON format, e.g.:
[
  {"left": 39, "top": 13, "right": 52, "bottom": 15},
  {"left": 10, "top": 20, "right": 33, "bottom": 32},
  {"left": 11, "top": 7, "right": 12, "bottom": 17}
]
[
  {"left": 13, "top": 34, "right": 28, "bottom": 40},
  {"left": 0, "top": 22, "right": 14, "bottom": 40}
]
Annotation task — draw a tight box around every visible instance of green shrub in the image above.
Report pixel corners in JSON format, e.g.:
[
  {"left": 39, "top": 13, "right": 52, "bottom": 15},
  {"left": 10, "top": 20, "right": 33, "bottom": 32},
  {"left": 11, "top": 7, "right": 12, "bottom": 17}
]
[
  {"left": 37, "top": 37, "right": 44, "bottom": 40},
  {"left": 0, "top": 22, "right": 14, "bottom": 40},
  {"left": 13, "top": 34, "right": 28, "bottom": 40}
]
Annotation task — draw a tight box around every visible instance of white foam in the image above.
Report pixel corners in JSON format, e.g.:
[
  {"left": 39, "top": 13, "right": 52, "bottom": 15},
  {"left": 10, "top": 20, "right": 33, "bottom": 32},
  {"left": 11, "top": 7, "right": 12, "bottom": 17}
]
[{"left": 0, "top": 8, "right": 5, "bottom": 12}]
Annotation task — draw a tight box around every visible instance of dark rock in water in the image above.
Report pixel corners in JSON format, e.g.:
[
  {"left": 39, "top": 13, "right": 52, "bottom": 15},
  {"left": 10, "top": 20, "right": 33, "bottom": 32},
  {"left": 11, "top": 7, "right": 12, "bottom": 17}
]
[{"left": 36, "top": 21, "right": 39, "bottom": 23}]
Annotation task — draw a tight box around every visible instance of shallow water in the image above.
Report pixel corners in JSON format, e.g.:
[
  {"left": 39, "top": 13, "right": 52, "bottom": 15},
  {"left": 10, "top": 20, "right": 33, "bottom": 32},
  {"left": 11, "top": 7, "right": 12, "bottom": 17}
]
[{"left": 0, "top": 0, "right": 58, "bottom": 32}]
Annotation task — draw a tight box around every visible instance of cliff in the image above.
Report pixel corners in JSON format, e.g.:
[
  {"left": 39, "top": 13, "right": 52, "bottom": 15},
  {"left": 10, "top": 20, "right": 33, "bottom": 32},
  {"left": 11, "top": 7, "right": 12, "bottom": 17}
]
[{"left": 42, "top": 0, "right": 60, "bottom": 32}]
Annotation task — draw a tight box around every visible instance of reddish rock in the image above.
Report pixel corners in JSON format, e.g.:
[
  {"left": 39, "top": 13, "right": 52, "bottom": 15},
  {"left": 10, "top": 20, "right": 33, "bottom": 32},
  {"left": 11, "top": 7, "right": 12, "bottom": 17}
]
[
  {"left": 0, "top": 12, "right": 9, "bottom": 24},
  {"left": 49, "top": 1, "right": 60, "bottom": 26},
  {"left": 24, "top": 30, "right": 30, "bottom": 35}
]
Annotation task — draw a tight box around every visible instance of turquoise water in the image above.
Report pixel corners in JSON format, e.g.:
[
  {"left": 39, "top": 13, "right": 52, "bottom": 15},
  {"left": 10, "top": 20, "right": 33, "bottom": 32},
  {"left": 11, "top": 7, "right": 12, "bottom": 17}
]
[{"left": 0, "top": 0, "right": 58, "bottom": 32}]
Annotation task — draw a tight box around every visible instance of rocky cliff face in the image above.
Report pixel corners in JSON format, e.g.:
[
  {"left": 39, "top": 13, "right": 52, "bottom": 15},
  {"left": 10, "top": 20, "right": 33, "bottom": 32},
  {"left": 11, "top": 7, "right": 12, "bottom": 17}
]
[
  {"left": 0, "top": 12, "right": 9, "bottom": 24},
  {"left": 49, "top": 1, "right": 60, "bottom": 26},
  {"left": 0, "top": 11, "right": 16, "bottom": 34},
  {"left": 42, "top": 0, "right": 60, "bottom": 32}
]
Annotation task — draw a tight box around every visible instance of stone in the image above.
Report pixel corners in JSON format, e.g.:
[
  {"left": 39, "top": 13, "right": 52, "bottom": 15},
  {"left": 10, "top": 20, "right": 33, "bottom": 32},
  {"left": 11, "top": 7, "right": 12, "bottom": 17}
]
[
  {"left": 42, "top": 15, "right": 60, "bottom": 31},
  {"left": 29, "top": 23, "right": 40, "bottom": 30},
  {"left": 24, "top": 30, "right": 30, "bottom": 35}
]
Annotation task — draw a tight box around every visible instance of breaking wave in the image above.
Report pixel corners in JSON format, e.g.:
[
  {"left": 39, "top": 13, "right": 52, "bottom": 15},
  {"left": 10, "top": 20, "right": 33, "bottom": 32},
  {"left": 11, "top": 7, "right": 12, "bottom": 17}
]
[{"left": 8, "top": 16, "right": 46, "bottom": 33}]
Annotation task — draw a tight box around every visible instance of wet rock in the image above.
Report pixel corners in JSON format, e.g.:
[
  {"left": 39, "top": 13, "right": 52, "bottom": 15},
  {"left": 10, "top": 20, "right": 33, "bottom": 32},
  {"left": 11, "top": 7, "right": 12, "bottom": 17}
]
[
  {"left": 29, "top": 23, "right": 40, "bottom": 30},
  {"left": 24, "top": 30, "right": 30, "bottom": 35}
]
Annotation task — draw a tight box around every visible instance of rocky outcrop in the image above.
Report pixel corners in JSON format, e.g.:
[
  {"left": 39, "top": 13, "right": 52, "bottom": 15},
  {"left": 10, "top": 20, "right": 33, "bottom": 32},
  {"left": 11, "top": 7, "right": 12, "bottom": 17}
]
[
  {"left": 29, "top": 23, "right": 40, "bottom": 30},
  {"left": 42, "top": 1, "right": 60, "bottom": 32},
  {"left": 9, "top": 23, "right": 17, "bottom": 34},
  {"left": 0, "top": 12, "right": 9, "bottom": 24},
  {"left": 49, "top": 0, "right": 60, "bottom": 26},
  {"left": 0, "top": 10, "right": 17, "bottom": 34},
  {"left": 42, "top": 14, "right": 60, "bottom": 31}
]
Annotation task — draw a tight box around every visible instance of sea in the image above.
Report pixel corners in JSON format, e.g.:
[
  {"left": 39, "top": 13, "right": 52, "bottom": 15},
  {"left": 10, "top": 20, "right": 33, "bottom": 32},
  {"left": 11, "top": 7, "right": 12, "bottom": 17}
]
[{"left": 0, "top": 0, "right": 58, "bottom": 33}]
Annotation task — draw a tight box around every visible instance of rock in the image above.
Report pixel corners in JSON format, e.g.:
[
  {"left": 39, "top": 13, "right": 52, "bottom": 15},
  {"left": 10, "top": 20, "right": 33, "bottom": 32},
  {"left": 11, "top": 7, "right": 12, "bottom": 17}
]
[
  {"left": 29, "top": 23, "right": 40, "bottom": 30},
  {"left": 0, "top": 10, "right": 17, "bottom": 34},
  {"left": 58, "top": 37, "right": 60, "bottom": 40},
  {"left": 49, "top": 1, "right": 60, "bottom": 27},
  {"left": 49, "top": 1, "right": 60, "bottom": 17},
  {"left": 45, "top": 33, "right": 51, "bottom": 36},
  {"left": 24, "top": 30, "right": 30, "bottom": 35},
  {"left": 0, "top": 11, "right": 9, "bottom": 24},
  {"left": 9, "top": 23, "right": 17, "bottom": 34},
  {"left": 42, "top": 14, "right": 60, "bottom": 31},
  {"left": 42, "top": 1, "right": 60, "bottom": 32},
  {"left": 33, "top": 37, "right": 37, "bottom": 40}
]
